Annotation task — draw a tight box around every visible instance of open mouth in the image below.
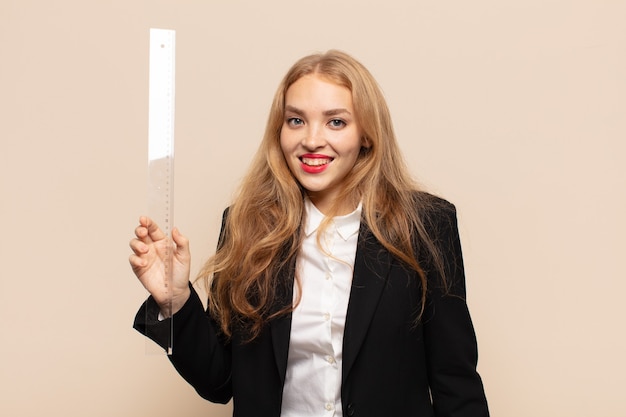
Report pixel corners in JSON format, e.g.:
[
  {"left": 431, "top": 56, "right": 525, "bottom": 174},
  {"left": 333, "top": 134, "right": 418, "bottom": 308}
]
[
  {"left": 300, "top": 156, "right": 333, "bottom": 166},
  {"left": 299, "top": 156, "right": 333, "bottom": 173}
]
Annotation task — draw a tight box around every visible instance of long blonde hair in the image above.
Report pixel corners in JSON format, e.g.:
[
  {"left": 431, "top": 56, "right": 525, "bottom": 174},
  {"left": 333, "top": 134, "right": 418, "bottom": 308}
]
[{"left": 198, "top": 50, "right": 445, "bottom": 339}]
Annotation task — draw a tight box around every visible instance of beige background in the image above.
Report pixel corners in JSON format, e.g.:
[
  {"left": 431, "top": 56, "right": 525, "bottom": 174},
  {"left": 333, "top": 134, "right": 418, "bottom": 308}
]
[{"left": 2, "top": 0, "right": 625, "bottom": 416}]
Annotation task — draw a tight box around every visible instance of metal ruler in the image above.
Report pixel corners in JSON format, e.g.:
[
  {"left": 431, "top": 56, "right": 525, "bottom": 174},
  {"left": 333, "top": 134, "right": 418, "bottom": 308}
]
[{"left": 147, "top": 28, "right": 176, "bottom": 355}]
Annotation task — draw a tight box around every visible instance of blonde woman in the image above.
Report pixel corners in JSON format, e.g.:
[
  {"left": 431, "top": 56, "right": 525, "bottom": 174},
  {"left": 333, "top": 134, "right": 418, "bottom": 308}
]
[{"left": 130, "top": 50, "right": 489, "bottom": 417}]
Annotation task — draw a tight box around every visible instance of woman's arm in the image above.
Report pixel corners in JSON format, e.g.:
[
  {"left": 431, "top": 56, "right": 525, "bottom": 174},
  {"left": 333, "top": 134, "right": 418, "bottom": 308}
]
[
  {"left": 422, "top": 201, "right": 490, "bottom": 417},
  {"left": 133, "top": 286, "right": 233, "bottom": 403},
  {"left": 130, "top": 216, "right": 233, "bottom": 403}
]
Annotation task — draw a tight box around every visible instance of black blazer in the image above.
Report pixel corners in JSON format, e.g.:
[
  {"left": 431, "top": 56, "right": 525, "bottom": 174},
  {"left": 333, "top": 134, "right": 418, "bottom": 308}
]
[{"left": 135, "top": 196, "right": 489, "bottom": 417}]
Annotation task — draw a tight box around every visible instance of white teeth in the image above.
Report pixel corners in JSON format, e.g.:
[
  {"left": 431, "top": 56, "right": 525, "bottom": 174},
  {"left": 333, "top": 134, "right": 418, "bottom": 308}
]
[{"left": 301, "top": 157, "right": 331, "bottom": 166}]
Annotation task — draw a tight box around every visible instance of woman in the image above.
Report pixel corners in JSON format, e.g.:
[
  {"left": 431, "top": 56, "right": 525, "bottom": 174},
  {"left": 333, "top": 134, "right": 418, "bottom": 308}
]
[{"left": 130, "top": 50, "right": 489, "bottom": 417}]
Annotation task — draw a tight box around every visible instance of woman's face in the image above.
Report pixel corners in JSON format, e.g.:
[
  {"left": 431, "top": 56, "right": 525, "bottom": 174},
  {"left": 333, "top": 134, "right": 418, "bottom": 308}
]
[{"left": 280, "top": 74, "right": 364, "bottom": 214}]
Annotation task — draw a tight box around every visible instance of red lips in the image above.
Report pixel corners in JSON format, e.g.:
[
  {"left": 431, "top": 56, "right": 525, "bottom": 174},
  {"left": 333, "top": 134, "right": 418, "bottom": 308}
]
[{"left": 299, "top": 154, "right": 332, "bottom": 174}]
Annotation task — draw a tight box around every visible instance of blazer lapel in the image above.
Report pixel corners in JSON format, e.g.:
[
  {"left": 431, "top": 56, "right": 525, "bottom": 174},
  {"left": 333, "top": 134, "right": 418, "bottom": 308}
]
[
  {"left": 268, "top": 228, "right": 393, "bottom": 386},
  {"left": 342, "top": 225, "right": 392, "bottom": 383}
]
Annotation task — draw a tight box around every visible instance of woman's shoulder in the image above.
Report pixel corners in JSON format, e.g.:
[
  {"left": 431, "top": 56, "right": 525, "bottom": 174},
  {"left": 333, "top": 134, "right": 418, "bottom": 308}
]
[{"left": 412, "top": 190, "right": 457, "bottom": 219}]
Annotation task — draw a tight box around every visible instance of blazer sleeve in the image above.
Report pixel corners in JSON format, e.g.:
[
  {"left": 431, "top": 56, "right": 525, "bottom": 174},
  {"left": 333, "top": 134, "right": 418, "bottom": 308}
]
[
  {"left": 133, "top": 284, "right": 233, "bottom": 404},
  {"left": 422, "top": 201, "right": 489, "bottom": 417},
  {"left": 133, "top": 208, "right": 233, "bottom": 403}
]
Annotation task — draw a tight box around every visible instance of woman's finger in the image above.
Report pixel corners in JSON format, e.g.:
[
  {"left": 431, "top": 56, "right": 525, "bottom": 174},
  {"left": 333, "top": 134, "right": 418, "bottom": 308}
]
[
  {"left": 172, "top": 227, "right": 190, "bottom": 258},
  {"left": 129, "top": 238, "right": 148, "bottom": 256},
  {"left": 128, "top": 253, "right": 147, "bottom": 269},
  {"left": 141, "top": 216, "right": 166, "bottom": 242}
]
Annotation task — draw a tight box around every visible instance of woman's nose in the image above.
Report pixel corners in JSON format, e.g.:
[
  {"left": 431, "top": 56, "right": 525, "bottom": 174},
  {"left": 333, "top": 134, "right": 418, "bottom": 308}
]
[{"left": 301, "top": 125, "right": 325, "bottom": 149}]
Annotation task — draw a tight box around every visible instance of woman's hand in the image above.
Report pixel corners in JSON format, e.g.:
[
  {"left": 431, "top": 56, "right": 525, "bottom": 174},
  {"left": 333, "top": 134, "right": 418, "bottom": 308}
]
[{"left": 129, "top": 216, "right": 191, "bottom": 317}]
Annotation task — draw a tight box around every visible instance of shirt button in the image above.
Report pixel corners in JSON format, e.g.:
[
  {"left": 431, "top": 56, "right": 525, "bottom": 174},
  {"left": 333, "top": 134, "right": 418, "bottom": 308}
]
[
  {"left": 325, "top": 355, "right": 336, "bottom": 364},
  {"left": 325, "top": 403, "right": 334, "bottom": 411},
  {"left": 325, "top": 273, "right": 331, "bottom": 280},
  {"left": 323, "top": 312, "right": 331, "bottom": 321}
]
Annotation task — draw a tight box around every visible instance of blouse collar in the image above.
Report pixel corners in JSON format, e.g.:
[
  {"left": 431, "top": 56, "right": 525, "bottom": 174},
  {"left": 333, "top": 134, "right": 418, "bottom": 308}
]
[{"left": 303, "top": 197, "right": 362, "bottom": 241}]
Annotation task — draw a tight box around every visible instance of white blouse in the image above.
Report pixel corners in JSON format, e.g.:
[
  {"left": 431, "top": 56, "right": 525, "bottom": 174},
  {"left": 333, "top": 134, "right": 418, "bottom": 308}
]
[{"left": 280, "top": 198, "right": 362, "bottom": 417}]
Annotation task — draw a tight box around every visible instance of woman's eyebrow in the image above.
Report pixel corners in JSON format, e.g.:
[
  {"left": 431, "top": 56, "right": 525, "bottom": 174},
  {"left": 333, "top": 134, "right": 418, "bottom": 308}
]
[
  {"left": 284, "top": 105, "right": 305, "bottom": 116},
  {"left": 284, "top": 105, "right": 351, "bottom": 117},
  {"left": 323, "top": 108, "right": 351, "bottom": 117}
]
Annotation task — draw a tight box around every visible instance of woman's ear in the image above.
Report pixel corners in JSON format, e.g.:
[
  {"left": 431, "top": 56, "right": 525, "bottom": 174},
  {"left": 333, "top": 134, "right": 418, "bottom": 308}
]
[{"left": 361, "top": 136, "right": 372, "bottom": 149}]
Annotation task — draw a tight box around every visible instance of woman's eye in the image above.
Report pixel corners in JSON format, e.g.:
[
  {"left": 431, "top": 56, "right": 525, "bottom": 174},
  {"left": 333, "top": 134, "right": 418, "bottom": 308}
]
[
  {"left": 329, "top": 119, "right": 346, "bottom": 128},
  {"left": 287, "top": 117, "right": 303, "bottom": 126}
]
